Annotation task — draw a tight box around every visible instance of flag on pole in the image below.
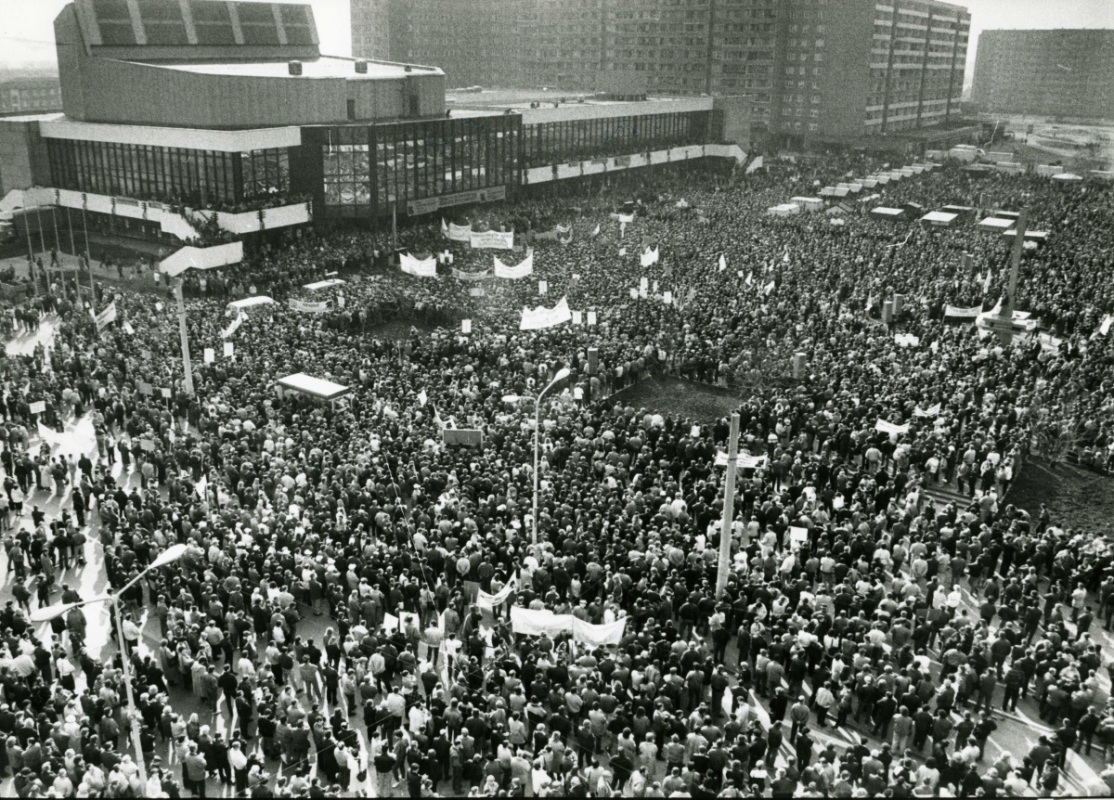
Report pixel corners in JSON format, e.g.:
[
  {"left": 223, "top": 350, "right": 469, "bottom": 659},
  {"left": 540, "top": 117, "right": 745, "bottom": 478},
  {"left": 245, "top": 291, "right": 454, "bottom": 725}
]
[{"left": 718, "top": 254, "right": 727, "bottom": 272}]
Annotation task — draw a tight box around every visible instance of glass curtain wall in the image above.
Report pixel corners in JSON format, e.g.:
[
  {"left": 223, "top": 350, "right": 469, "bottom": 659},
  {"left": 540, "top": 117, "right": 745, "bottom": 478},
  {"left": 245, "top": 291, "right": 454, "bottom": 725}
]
[
  {"left": 318, "top": 115, "right": 521, "bottom": 217},
  {"left": 522, "top": 111, "right": 711, "bottom": 167},
  {"left": 46, "top": 139, "right": 290, "bottom": 206}
]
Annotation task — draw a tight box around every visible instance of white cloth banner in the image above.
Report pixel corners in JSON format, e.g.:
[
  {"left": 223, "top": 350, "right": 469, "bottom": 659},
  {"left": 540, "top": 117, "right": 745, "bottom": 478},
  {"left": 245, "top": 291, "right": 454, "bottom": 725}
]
[
  {"left": 477, "top": 576, "right": 518, "bottom": 610},
  {"left": 470, "top": 230, "right": 515, "bottom": 250},
  {"left": 640, "top": 247, "right": 660, "bottom": 268},
  {"left": 913, "top": 404, "right": 941, "bottom": 418},
  {"left": 401, "top": 252, "right": 438, "bottom": 277},
  {"left": 875, "top": 419, "right": 910, "bottom": 436},
  {"left": 714, "top": 451, "right": 768, "bottom": 469},
  {"left": 289, "top": 298, "right": 329, "bottom": 313},
  {"left": 611, "top": 213, "right": 635, "bottom": 225},
  {"left": 894, "top": 333, "right": 920, "bottom": 348},
  {"left": 445, "top": 221, "right": 472, "bottom": 242},
  {"left": 510, "top": 606, "right": 628, "bottom": 646},
  {"left": 452, "top": 267, "right": 492, "bottom": 281},
  {"left": 520, "top": 296, "right": 572, "bottom": 331},
  {"left": 221, "top": 313, "right": 246, "bottom": 337},
  {"left": 944, "top": 304, "right": 982, "bottom": 319},
  {"left": 95, "top": 301, "right": 117, "bottom": 331},
  {"left": 510, "top": 607, "right": 571, "bottom": 638},
  {"left": 494, "top": 249, "right": 534, "bottom": 279},
  {"left": 746, "top": 155, "right": 764, "bottom": 174}
]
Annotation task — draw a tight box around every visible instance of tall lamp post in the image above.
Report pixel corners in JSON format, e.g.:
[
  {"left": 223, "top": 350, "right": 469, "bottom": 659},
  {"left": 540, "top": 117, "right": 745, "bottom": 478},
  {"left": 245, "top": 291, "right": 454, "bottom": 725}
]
[
  {"left": 532, "top": 367, "right": 570, "bottom": 546},
  {"left": 31, "top": 543, "right": 188, "bottom": 790}
]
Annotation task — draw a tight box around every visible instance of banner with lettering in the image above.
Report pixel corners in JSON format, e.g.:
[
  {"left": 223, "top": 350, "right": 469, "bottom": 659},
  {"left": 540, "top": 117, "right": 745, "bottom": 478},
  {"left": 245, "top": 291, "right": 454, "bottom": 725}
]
[
  {"left": 494, "top": 249, "right": 534, "bottom": 280},
  {"left": 510, "top": 606, "right": 628, "bottom": 646},
  {"left": 944, "top": 304, "right": 982, "bottom": 319},
  {"left": 452, "top": 268, "right": 492, "bottom": 281},
  {"left": 401, "top": 252, "right": 438, "bottom": 278},
  {"left": 476, "top": 576, "right": 518, "bottom": 610},
  {"left": 714, "top": 451, "right": 768, "bottom": 469},
  {"left": 520, "top": 296, "right": 572, "bottom": 331},
  {"left": 875, "top": 419, "right": 910, "bottom": 436},
  {"left": 444, "top": 221, "right": 472, "bottom": 243},
  {"left": 470, "top": 230, "right": 515, "bottom": 250},
  {"left": 289, "top": 298, "right": 329, "bottom": 313},
  {"left": 95, "top": 301, "right": 117, "bottom": 331}
]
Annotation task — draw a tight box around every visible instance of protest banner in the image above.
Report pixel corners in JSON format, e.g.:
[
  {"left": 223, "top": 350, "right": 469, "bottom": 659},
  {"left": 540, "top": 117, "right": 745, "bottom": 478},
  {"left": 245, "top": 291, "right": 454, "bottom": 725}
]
[
  {"left": 224, "top": 342, "right": 234, "bottom": 357},
  {"left": 95, "top": 301, "right": 117, "bottom": 331},
  {"left": 470, "top": 230, "right": 514, "bottom": 250},
  {"left": 538, "top": 280, "right": 547, "bottom": 295},
  {"left": 204, "top": 348, "right": 215, "bottom": 364},
  {"left": 29, "top": 401, "right": 46, "bottom": 414},
  {"left": 452, "top": 268, "right": 492, "bottom": 281},
  {"left": 400, "top": 253, "right": 438, "bottom": 277},
  {"left": 875, "top": 419, "right": 910, "bottom": 436},
  {"left": 288, "top": 299, "right": 329, "bottom": 314},
  {"left": 494, "top": 249, "right": 533, "bottom": 279},
  {"left": 944, "top": 304, "right": 982, "bottom": 319},
  {"left": 461, "top": 319, "right": 472, "bottom": 334},
  {"left": 587, "top": 311, "right": 597, "bottom": 326},
  {"left": 520, "top": 297, "right": 572, "bottom": 331},
  {"left": 444, "top": 220, "right": 472, "bottom": 242}
]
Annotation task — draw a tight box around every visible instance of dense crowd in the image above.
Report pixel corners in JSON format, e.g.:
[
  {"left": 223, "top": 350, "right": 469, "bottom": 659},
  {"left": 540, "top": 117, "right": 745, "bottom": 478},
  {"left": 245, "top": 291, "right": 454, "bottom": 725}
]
[{"left": 2, "top": 153, "right": 1114, "bottom": 800}]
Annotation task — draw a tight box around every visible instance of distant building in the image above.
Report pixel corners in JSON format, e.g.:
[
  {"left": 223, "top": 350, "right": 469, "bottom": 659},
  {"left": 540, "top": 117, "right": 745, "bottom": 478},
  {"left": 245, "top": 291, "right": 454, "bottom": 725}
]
[
  {"left": 0, "top": 77, "right": 63, "bottom": 116},
  {"left": 352, "top": 0, "right": 970, "bottom": 145},
  {"left": 972, "top": 30, "right": 1114, "bottom": 120}
]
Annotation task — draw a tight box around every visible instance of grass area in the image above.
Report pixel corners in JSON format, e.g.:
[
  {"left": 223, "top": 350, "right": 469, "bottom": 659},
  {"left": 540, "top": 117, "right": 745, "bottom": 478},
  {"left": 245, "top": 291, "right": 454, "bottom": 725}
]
[
  {"left": 1009, "top": 456, "right": 1114, "bottom": 534},
  {"left": 608, "top": 375, "right": 742, "bottom": 422}
]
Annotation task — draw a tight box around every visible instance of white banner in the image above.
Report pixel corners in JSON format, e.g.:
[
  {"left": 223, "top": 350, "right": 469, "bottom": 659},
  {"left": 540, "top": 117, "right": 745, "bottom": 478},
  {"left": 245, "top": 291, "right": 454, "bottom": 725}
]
[
  {"left": 714, "top": 451, "right": 768, "bottom": 469},
  {"left": 510, "top": 606, "right": 571, "bottom": 638},
  {"left": 894, "top": 333, "right": 920, "bottom": 348},
  {"left": 95, "top": 301, "right": 117, "bottom": 331},
  {"left": 571, "top": 617, "right": 627, "bottom": 647},
  {"left": 640, "top": 246, "right": 660, "bottom": 268},
  {"left": 520, "top": 296, "right": 572, "bottom": 331},
  {"left": 510, "top": 606, "right": 628, "bottom": 646},
  {"left": 718, "top": 254, "right": 727, "bottom": 272},
  {"left": 746, "top": 155, "right": 764, "bottom": 174},
  {"left": 944, "top": 304, "right": 982, "bottom": 319},
  {"left": 289, "top": 298, "right": 329, "bottom": 314},
  {"left": 444, "top": 221, "right": 472, "bottom": 242},
  {"left": 476, "top": 576, "right": 517, "bottom": 610},
  {"left": 470, "top": 230, "right": 515, "bottom": 250},
  {"left": 452, "top": 267, "right": 492, "bottom": 281},
  {"left": 221, "top": 312, "right": 246, "bottom": 337},
  {"left": 610, "top": 213, "right": 635, "bottom": 225},
  {"left": 494, "top": 249, "right": 534, "bottom": 280},
  {"left": 401, "top": 252, "right": 438, "bottom": 278},
  {"left": 875, "top": 419, "right": 910, "bottom": 436},
  {"left": 913, "top": 404, "right": 941, "bottom": 418}
]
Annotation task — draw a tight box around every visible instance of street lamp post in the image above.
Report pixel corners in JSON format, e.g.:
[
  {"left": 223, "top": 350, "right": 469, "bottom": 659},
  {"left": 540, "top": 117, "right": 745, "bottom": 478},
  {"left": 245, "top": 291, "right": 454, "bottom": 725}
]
[
  {"left": 31, "top": 543, "right": 188, "bottom": 791},
  {"left": 532, "top": 367, "right": 570, "bottom": 546}
]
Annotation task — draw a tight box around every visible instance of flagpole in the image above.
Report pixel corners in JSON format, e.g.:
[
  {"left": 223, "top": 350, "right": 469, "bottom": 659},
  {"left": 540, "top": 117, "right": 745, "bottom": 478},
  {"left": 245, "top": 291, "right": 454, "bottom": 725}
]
[{"left": 716, "top": 412, "right": 740, "bottom": 599}]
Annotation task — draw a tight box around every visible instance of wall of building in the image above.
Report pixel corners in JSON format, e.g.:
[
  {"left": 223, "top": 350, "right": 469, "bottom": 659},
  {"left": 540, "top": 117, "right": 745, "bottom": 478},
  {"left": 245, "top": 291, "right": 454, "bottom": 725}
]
[
  {"left": 0, "top": 79, "right": 63, "bottom": 117},
  {"left": 0, "top": 119, "right": 51, "bottom": 197},
  {"left": 972, "top": 30, "right": 1114, "bottom": 119}
]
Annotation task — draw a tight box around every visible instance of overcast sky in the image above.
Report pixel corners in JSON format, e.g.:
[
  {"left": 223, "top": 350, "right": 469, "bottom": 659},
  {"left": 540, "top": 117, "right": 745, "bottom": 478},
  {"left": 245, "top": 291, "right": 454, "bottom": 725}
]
[{"left": 3, "top": 0, "right": 1112, "bottom": 84}]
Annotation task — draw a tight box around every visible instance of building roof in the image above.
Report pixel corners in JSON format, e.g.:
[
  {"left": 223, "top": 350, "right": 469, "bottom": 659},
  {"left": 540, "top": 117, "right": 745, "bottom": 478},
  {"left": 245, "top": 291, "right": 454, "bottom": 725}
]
[{"left": 153, "top": 56, "right": 440, "bottom": 80}]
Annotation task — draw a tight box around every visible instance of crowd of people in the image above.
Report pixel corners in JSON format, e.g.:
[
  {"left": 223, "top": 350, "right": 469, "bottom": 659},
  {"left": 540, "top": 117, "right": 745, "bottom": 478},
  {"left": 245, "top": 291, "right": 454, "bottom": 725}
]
[{"left": 1, "top": 150, "right": 1114, "bottom": 800}]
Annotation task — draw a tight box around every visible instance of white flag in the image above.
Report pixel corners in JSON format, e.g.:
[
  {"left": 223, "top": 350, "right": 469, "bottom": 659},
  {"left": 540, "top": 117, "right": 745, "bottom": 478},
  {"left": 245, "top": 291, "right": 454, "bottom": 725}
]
[
  {"left": 417, "top": 389, "right": 428, "bottom": 407},
  {"left": 718, "top": 254, "right": 727, "bottom": 272},
  {"left": 764, "top": 280, "right": 776, "bottom": 295}
]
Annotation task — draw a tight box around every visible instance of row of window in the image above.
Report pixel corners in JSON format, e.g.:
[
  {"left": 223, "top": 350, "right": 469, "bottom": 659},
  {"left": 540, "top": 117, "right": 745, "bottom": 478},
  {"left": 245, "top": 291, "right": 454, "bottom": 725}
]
[
  {"left": 317, "top": 117, "right": 521, "bottom": 210},
  {"left": 45, "top": 139, "right": 291, "bottom": 207}
]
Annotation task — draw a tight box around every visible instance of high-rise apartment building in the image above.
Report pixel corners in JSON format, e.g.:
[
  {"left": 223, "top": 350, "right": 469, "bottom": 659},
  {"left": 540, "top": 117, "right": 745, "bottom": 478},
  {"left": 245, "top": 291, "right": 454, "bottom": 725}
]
[
  {"left": 972, "top": 30, "right": 1114, "bottom": 120},
  {"left": 350, "top": 0, "right": 390, "bottom": 60},
  {"left": 352, "top": 0, "right": 969, "bottom": 141}
]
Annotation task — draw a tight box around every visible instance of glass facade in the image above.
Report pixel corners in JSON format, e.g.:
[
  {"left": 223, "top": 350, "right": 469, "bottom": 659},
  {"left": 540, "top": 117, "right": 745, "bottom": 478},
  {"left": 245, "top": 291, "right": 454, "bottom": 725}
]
[
  {"left": 315, "top": 115, "right": 521, "bottom": 217},
  {"left": 46, "top": 139, "right": 290, "bottom": 206},
  {"left": 522, "top": 111, "right": 712, "bottom": 167}
]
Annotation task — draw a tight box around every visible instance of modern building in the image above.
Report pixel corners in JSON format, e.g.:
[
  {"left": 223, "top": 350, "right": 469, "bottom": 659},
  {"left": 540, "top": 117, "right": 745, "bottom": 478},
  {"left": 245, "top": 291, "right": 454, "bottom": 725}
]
[
  {"left": 353, "top": 0, "right": 970, "bottom": 144},
  {"left": 0, "top": 0, "right": 739, "bottom": 262},
  {"left": 0, "top": 77, "right": 63, "bottom": 117},
  {"left": 972, "top": 30, "right": 1114, "bottom": 120}
]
